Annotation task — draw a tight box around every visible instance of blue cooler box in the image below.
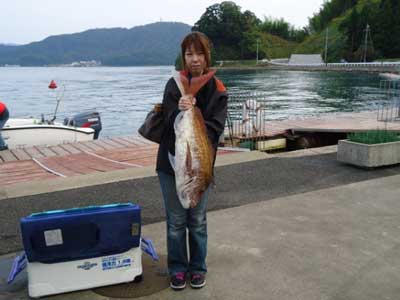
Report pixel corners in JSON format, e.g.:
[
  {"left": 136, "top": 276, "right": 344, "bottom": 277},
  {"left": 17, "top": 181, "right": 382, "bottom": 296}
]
[{"left": 20, "top": 203, "right": 142, "bottom": 298}]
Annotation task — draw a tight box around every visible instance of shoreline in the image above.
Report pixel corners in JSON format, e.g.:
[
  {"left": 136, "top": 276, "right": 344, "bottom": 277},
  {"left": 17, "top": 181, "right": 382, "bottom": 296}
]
[{"left": 218, "top": 63, "right": 400, "bottom": 74}]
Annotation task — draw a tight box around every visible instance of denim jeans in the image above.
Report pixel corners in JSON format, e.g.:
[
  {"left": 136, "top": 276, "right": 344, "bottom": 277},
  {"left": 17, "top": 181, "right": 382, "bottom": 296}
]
[
  {"left": 0, "top": 109, "right": 9, "bottom": 148},
  {"left": 158, "top": 171, "right": 209, "bottom": 275}
]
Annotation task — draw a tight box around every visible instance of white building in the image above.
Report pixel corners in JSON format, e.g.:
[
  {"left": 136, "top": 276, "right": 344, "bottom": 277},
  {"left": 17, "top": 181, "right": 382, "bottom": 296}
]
[{"left": 289, "top": 54, "right": 323, "bottom": 65}]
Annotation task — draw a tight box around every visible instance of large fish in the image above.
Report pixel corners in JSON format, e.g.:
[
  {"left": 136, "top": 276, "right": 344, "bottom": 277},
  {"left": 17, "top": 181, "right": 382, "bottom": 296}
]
[{"left": 169, "top": 70, "right": 216, "bottom": 209}]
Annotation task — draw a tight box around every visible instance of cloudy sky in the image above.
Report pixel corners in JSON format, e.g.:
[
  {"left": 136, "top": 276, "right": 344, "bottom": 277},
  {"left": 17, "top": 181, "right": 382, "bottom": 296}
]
[{"left": 1, "top": 0, "right": 324, "bottom": 45}]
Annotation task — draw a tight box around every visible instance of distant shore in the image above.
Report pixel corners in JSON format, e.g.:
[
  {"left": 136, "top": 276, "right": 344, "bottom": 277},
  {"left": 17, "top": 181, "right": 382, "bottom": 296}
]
[
  {"left": 1, "top": 63, "right": 399, "bottom": 74},
  {"left": 217, "top": 61, "right": 400, "bottom": 74}
]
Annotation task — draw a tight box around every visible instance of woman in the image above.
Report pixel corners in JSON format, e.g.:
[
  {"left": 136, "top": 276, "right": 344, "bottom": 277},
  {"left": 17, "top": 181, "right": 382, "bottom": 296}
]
[
  {"left": 156, "top": 31, "right": 228, "bottom": 290},
  {"left": 0, "top": 101, "right": 9, "bottom": 151}
]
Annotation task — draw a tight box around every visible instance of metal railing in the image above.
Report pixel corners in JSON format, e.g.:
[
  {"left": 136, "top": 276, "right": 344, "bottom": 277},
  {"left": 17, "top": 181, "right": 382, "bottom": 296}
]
[
  {"left": 378, "top": 80, "right": 400, "bottom": 123},
  {"left": 269, "top": 61, "right": 400, "bottom": 67},
  {"left": 225, "top": 91, "right": 269, "bottom": 148}
]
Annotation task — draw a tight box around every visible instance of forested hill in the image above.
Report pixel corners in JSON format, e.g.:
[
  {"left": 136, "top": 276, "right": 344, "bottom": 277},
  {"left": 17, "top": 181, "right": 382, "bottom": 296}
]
[
  {"left": 0, "top": 22, "right": 191, "bottom": 66},
  {"left": 296, "top": 0, "right": 400, "bottom": 62},
  {"left": 193, "top": 0, "right": 400, "bottom": 62}
]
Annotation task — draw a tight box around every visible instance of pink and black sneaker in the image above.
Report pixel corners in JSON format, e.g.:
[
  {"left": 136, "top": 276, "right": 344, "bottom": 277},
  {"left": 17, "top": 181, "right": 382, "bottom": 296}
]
[
  {"left": 190, "top": 273, "right": 206, "bottom": 289},
  {"left": 170, "top": 272, "right": 186, "bottom": 290}
]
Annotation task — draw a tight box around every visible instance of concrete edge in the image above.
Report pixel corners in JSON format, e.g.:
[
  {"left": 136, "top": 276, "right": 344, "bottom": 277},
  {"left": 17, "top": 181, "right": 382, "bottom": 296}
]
[
  {"left": 0, "top": 146, "right": 338, "bottom": 200},
  {"left": 269, "top": 145, "right": 337, "bottom": 158},
  {"left": 0, "top": 151, "right": 269, "bottom": 200}
]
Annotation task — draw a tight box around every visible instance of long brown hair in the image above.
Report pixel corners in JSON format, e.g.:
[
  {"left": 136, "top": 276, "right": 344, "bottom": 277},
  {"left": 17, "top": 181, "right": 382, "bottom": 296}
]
[{"left": 181, "top": 32, "right": 211, "bottom": 73}]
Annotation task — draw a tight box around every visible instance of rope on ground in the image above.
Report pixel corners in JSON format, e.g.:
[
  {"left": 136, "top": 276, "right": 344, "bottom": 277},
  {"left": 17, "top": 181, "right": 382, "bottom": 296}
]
[
  {"left": 32, "top": 158, "right": 67, "bottom": 178},
  {"left": 83, "top": 151, "right": 143, "bottom": 168}
]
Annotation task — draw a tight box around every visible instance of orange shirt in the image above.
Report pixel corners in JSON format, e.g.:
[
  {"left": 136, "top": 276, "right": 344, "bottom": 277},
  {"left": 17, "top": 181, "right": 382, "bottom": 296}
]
[{"left": 0, "top": 102, "right": 6, "bottom": 115}]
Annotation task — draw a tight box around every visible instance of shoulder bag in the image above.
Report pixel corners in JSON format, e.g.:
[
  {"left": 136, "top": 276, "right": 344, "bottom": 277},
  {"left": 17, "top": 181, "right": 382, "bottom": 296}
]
[{"left": 138, "top": 103, "right": 163, "bottom": 144}]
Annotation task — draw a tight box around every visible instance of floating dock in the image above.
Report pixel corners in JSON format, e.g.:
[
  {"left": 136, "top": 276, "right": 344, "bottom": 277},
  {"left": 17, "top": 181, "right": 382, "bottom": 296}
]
[{"left": 226, "top": 110, "right": 400, "bottom": 150}]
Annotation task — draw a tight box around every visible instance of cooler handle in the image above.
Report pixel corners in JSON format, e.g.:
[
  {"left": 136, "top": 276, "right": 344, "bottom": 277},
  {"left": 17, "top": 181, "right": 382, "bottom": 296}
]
[
  {"left": 7, "top": 252, "right": 27, "bottom": 284},
  {"left": 141, "top": 237, "right": 159, "bottom": 261}
]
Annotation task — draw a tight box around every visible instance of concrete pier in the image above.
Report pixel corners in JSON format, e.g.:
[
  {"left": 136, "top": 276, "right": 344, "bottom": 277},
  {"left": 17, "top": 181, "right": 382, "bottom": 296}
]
[{"left": 1, "top": 147, "right": 400, "bottom": 299}]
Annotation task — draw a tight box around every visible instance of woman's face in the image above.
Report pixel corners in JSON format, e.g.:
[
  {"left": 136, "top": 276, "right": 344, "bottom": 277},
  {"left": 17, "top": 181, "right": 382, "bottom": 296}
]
[{"left": 184, "top": 44, "right": 206, "bottom": 77}]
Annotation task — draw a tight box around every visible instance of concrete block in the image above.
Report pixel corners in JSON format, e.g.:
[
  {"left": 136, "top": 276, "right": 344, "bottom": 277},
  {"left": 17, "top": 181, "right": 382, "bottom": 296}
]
[{"left": 337, "top": 139, "right": 400, "bottom": 168}]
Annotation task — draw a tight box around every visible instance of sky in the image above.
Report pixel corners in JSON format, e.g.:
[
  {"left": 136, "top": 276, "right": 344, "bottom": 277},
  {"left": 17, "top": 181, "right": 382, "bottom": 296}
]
[{"left": 0, "top": 0, "right": 325, "bottom": 45}]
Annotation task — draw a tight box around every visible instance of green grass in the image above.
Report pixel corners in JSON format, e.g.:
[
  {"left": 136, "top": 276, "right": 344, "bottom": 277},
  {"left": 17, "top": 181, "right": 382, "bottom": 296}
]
[
  {"left": 374, "top": 58, "right": 400, "bottom": 62},
  {"left": 348, "top": 130, "right": 400, "bottom": 144},
  {"left": 260, "top": 32, "right": 298, "bottom": 59}
]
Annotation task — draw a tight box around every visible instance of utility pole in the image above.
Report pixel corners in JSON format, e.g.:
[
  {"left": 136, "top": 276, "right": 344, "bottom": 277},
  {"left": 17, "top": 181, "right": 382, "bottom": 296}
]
[
  {"left": 256, "top": 39, "right": 259, "bottom": 65},
  {"left": 324, "top": 28, "right": 329, "bottom": 65},
  {"left": 363, "top": 24, "right": 370, "bottom": 63}
]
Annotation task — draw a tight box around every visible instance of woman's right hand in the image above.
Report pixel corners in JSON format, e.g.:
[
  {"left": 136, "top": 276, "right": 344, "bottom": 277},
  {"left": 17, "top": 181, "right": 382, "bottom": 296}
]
[{"left": 178, "top": 95, "right": 196, "bottom": 111}]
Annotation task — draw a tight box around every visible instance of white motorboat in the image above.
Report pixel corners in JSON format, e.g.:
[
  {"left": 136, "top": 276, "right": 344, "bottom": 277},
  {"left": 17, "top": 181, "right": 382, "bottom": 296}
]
[
  {"left": 1, "top": 80, "right": 102, "bottom": 149},
  {"left": 3, "top": 114, "right": 101, "bottom": 149}
]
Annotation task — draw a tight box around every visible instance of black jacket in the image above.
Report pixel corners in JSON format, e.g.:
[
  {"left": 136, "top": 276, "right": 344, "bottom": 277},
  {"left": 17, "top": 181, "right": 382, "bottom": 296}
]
[{"left": 156, "top": 73, "right": 228, "bottom": 175}]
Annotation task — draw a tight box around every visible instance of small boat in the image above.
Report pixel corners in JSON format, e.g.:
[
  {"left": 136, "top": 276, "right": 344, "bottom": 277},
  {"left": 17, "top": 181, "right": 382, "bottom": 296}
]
[
  {"left": 3, "top": 112, "right": 102, "bottom": 149},
  {"left": 379, "top": 73, "right": 400, "bottom": 80},
  {"left": 2, "top": 80, "right": 102, "bottom": 149}
]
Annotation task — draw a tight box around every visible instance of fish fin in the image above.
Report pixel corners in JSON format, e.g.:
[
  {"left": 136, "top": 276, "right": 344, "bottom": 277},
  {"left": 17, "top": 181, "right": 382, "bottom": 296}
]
[
  {"left": 177, "top": 189, "right": 191, "bottom": 209},
  {"left": 179, "top": 74, "right": 190, "bottom": 95},
  {"left": 168, "top": 152, "right": 176, "bottom": 172},
  {"left": 181, "top": 200, "right": 190, "bottom": 209},
  {"left": 172, "top": 71, "right": 186, "bottom": 96},
  {"left": 215, "top": 77, "right": 227, "bottom": 92}
]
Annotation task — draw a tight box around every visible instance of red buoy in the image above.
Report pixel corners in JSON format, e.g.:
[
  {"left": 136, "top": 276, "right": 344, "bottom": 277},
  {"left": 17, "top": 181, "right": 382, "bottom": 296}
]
[{"left": 48, "top": 80, "right": 57, "bottom": 89}]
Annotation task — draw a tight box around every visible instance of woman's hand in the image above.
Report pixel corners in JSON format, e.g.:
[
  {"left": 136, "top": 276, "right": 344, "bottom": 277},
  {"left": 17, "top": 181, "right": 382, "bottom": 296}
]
[{"left": 178, "top": 95, "right": 196, "bottom": 111}]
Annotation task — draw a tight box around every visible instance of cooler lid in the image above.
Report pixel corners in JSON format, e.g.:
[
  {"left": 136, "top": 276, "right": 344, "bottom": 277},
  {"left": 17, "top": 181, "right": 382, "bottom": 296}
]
[{"left": 21, "top": 203, "right": 141, "bottom": 263}]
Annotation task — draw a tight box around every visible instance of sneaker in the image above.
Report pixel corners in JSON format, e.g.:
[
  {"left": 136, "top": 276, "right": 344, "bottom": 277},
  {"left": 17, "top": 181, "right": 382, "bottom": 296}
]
[
  {"left": 190, "top": 273, "right": 206, "bottom": 289},
  {"left": 170, "top": 272, "right": 186, "bottom": 290}
]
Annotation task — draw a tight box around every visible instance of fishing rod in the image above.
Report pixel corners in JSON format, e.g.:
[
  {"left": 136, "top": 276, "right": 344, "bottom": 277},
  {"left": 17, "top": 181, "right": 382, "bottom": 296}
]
[{"left": 50, "top": 84, "right": 66, "bottom": 123}]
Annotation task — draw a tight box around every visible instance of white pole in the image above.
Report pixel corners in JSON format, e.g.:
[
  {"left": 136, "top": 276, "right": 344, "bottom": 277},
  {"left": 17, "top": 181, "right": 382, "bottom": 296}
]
[
  {"left": 363, "top": 24, "right": 369, "bottom": 63},
  {"left": 256, "top": 39, "right": 259, "bottom": 65},
  {"left": 324, "top": 28, "right": 328, "bottom": 65}
]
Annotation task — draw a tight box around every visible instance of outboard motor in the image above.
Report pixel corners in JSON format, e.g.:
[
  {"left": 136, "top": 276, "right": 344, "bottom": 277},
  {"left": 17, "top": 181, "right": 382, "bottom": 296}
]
[{"left": 64, "top": 111, "right": 102, "bottom": 139}]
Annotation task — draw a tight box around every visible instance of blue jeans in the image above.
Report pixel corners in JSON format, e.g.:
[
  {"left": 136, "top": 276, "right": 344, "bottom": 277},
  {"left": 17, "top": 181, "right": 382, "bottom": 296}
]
[
  {"left": 0, "top": 109, "right": 9, "bottom": 148},
  {"left": 158, "top": 171, "right": 209, "bottom": 275}
]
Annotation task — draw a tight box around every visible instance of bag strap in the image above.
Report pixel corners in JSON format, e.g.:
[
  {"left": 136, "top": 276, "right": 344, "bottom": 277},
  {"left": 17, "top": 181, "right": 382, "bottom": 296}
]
[{"left": 172, "top": 71, "right": 185, "bottom": 96}]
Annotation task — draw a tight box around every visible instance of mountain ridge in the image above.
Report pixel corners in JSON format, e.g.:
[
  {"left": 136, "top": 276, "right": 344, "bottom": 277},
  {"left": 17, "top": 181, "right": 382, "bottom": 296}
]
[{"left": 0, "top": 22, "right": 191, "bottom": 66}]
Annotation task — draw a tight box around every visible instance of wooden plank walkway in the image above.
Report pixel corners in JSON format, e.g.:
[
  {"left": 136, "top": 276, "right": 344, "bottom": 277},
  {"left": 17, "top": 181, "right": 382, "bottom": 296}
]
[
  {"left": 0, "top": 136, "right": 153, "bottom": 163},
  {"left": 228, "top": 111, "right": 400, "bottom": 139},
  {"left": 0, "top": 135, "right": 236, "bottom": 187},
  {"left": 0, "top": 160, "right": 56, "bottom": 185}
]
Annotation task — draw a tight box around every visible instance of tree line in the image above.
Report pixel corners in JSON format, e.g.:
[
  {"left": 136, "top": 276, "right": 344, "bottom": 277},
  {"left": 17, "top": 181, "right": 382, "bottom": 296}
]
[
  {"left": 309, "top": 0, "right": 399, "bottom": 61},
  {"left": 339, "top": 0, "right": 400, "bottom": 60},
  {"left": 192, "top": 0, "right": 400, "bottom": 63},
  {"left": 192, "top": 1, "right": 308, "bottom": 61}
]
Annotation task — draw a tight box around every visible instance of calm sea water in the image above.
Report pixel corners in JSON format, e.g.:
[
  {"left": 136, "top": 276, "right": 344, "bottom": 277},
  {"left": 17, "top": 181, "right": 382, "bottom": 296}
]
[{"left": 0, "top": 66, "right": 383, "bottom": 137}]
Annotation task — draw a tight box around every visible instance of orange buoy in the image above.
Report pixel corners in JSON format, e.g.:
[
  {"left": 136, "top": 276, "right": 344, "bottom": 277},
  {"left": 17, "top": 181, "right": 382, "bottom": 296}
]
[{"left": 48, "top": 80, "right": 57, "bottom": 89}]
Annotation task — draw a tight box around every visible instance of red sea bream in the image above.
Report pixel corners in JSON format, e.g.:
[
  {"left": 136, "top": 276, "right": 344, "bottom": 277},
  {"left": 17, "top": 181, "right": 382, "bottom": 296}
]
[{"left": 169, "top": 71, "right": 216, "bottom": 209}]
